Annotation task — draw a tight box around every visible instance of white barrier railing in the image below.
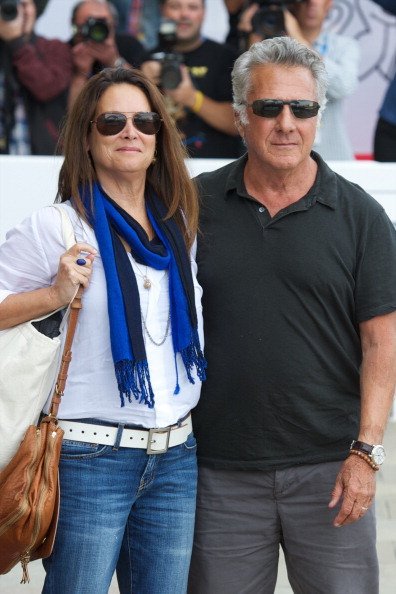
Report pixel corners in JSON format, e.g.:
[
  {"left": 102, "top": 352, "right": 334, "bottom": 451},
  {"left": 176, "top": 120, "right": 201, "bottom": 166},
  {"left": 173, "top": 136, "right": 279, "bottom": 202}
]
[
  {"left": 1, "top": 156, "right": 395, "bottom": 419},
  {"left": 1, "top": 156, "right": 396, "bottom": 242}
]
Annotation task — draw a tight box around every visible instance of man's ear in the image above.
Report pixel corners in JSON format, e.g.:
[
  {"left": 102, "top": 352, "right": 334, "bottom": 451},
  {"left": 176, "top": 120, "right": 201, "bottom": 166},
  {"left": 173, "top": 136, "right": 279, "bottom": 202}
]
[{"left": 234, "top": 111, "right": 245, "bottom": 139}]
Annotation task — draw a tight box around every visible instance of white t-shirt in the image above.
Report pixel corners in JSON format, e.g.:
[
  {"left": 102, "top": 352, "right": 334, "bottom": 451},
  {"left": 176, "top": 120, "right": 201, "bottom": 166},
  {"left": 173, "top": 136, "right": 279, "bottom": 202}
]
[{"left": 0, "top": 203, "right": 204, "bottom": 428}]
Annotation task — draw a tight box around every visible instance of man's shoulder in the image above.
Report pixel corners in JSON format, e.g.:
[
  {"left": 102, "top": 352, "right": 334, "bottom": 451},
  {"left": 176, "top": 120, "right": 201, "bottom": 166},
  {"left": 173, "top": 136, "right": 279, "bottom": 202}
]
[
  {"left": 320, "top": 30, "right": 359, "bottom": 52},
  {"left": 31, "top": 35, "right": 68, "bottom": 49},
  {"left": 321, "top": 158, "right": 385, "bottom": 216},
  {"left": 187, "top": 38, "right": 238, "bottom": 61},
  {"left": 202, "top": 38, "right": 238, "bottom": 54},
  {"left": 194, "top": 158, "right": 241, "bottom": 196},
  {"left": 115, "top": 33, "right": 147, "bottom": 65}
]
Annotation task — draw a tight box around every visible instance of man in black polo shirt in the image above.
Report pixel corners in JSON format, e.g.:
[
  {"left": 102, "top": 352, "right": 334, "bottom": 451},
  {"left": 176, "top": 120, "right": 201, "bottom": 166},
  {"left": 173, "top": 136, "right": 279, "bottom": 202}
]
[
  {"left": 188, "top": 36, "right": 396, "bottom": 594},
  {"left": 141, "top": 0, "right": 242, "bottom": 158}
]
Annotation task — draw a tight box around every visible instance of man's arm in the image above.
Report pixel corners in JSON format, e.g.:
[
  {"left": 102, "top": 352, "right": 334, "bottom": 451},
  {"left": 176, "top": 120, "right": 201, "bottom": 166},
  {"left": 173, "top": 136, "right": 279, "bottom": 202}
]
[
  {"left": 0, "top": 8, "right": 72, "bottom": 102},
  {"left": 328, "top": 310, "right": 396, "bottom": 526},
  {"left": 11, "top": 37, "right": 73, "bottom": 102},
  {"left": 166, "top": 65, "right": 239, "bottom": 137}
]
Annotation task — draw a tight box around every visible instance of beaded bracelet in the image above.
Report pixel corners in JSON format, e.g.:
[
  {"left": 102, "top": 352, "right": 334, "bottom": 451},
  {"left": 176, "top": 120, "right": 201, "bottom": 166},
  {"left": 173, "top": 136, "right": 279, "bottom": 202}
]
[
  {"left": 349, "top": 449, "right": 379, "bottom": 471},
  {"left": 192, "top": 90, "right": 204, "bottom": 114}
]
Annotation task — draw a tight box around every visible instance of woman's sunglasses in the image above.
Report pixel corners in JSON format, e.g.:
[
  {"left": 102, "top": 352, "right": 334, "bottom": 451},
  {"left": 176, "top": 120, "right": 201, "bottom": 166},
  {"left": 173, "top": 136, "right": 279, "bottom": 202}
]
[
  {"left": 90, "top": 111, "right": 162, "bottom": 136},
  {"left": 243, "top": 99, "right": 320, "bottom": 119}
]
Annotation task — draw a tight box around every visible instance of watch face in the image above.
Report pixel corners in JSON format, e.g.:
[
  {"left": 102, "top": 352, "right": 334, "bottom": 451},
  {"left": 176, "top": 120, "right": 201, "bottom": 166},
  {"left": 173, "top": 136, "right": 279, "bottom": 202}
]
[{"left": 372, "top": 445, "right": 386, "bottom": 465}]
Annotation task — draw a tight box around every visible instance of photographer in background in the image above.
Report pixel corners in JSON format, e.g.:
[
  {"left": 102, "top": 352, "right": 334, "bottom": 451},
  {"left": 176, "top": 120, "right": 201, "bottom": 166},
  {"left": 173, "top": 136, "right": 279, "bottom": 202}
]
[
  {"left": 142, "top": 0, "right": 241, "bottom": 159},
  {"left": 234, "top": 0, "right": 360, "bottom": 161},
  {"left": 372, "top": 0, "right": 396, "bottom": 162},
  {"left": 0, "top": 0, "right": 72, "bottom": 154},
  {"left": 68, "top": 0, "right": 147, "bottom": 108}
]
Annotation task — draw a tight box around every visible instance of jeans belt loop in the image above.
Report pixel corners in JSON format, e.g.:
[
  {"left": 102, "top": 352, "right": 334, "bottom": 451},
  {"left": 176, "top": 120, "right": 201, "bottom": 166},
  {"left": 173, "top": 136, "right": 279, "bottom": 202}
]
[
  {"left": 113, "top": 423, "right": 125, "bottom": 451},
  {"left": 147, "top": 426, "right": 171, "bottom": 454}
]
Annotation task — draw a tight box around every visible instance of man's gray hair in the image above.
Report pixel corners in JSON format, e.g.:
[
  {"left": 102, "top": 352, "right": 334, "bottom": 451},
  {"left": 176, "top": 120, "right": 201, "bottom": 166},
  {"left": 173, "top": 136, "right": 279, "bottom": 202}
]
[{"left": 232, "top": 36, "right": 328, "bottom": 125}]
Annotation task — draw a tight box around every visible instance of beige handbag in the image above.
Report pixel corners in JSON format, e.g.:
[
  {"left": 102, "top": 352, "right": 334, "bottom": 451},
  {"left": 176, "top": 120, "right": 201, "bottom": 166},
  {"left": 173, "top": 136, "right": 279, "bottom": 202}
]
[
  {"left": 0, "top": 205, "right": 76, "bottom": 470},
  {"left": 0, "top": 284, "right": 83, "bottom": 582}
]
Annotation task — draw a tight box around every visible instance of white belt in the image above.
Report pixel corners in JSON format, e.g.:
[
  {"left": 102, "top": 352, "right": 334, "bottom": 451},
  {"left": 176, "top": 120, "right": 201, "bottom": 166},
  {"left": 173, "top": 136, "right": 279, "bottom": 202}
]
[{"left": 58, "top": 414, "right": 192, "bottom": 454}]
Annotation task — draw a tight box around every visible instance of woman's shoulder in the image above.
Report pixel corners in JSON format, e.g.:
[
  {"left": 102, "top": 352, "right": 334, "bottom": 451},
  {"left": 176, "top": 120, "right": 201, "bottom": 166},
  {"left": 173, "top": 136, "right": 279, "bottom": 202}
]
[{"left": 30, "top": 203, "right": 94, "bottom": 244}]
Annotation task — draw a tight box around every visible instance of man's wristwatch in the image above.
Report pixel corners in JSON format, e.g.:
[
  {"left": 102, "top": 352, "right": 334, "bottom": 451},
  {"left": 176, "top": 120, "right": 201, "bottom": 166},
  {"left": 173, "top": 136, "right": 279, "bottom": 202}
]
[{"left": 350, "top": 440, "right": 386, "bottom": 466}]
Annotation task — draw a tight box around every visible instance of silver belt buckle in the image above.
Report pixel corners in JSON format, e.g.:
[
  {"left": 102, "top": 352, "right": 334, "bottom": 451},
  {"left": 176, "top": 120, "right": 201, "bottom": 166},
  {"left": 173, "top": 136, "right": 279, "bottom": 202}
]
[{"left": 147, "top": 426, "right": 171, "bottom": 454}]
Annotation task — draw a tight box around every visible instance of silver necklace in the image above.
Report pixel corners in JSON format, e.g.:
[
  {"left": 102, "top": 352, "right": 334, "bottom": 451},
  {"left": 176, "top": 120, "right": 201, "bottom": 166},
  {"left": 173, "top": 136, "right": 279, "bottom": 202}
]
[
  {"left": 134, "top": 262, "right": 152, "bottom": 290},
  {"left": 141, "top": 308, "right": 171, "bottom": 346},
  {"left": 137, "top": 266, "right": 171, "bottom": 346}
]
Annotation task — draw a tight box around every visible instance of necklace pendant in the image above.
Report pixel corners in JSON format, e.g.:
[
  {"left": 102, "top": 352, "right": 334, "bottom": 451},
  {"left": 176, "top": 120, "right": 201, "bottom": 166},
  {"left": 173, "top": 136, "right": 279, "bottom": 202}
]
[{"left": 143, "top": 276, "right": 152, "bottom": 290}]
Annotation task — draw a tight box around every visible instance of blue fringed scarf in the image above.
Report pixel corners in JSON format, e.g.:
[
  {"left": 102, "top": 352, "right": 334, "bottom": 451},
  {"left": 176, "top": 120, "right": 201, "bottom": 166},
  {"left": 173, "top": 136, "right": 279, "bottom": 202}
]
[{"left": 85, "top": 183, "right": 206, "bottom": 408}]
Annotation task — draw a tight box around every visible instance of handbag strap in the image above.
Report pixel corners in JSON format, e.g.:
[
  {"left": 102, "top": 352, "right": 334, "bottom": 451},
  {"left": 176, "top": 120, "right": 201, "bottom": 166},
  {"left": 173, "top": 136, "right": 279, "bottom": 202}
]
[
  {"left": 47, "top": 206, "right": 84, "bottom": 418},
  {"left": 48, "top": 287, "right": 83, "bottom": 418}
]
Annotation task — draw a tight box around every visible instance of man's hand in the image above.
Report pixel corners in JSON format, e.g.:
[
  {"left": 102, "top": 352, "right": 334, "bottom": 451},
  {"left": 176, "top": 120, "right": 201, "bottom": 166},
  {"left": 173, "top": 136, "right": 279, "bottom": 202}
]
[
  {"left": 84, "top": 38, "right": 120, "bottom": 68},
  {"left": 0, "top": 3, "right": 32, "bottom": 41},
  {"left": 72, "top": 38, "right": 121, "bottom": 75},
  {"left": 283, "top": 9, "right": 310, "bottom": 46},
  {"left": 166, "top": 65, "right": 196, "bottom": 110},
  {"left": 237, "top": 3, "right": 259, "bottom": 33},
  {"left": 328, "top": 455, "right": 376, "bottom": 527},
  {"left": 71, "top": 42, "right": 95, "bottom": 77},
  {"left": 141, "top": 60, "right": 162, "bottom": 86}
]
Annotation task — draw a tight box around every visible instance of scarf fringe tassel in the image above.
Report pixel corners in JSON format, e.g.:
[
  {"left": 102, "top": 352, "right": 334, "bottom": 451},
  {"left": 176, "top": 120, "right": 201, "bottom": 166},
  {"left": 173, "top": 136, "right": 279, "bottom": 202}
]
[
  {"left": 115, "top": 360, "right": 155, "bottom": 409},
  {"left": 180, "top": 330, "right": 207, "bottom": 385}
]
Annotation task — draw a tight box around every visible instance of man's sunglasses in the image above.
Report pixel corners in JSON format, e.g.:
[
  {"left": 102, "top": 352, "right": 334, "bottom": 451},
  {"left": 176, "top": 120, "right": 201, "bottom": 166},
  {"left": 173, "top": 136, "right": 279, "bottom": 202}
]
[
  {"left": 90, "top": 111, "right": 162, "bottom": 136},
  {"left": 243, "top": 99, "right": 320, "bottom": 119}
]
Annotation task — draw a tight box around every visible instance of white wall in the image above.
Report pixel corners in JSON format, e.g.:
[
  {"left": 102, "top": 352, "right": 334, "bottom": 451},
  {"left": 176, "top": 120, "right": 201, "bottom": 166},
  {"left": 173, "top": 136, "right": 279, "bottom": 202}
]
[{"left": 1, "top": 155, "right": 396, "bottom": 242}]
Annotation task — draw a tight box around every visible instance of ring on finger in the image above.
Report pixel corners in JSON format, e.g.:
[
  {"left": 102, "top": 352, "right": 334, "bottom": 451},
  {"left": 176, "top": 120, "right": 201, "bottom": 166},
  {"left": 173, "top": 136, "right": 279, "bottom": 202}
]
[
  {"left": 361, "top": 506, "right": 369, "bottom": 511},
  {"left": 76, "top": 258, "right": 87, "bottom": 266}
]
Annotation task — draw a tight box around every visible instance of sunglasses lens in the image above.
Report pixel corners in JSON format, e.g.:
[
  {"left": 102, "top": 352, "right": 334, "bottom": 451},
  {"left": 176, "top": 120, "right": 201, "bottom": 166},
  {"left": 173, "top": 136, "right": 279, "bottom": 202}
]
[
  {"left": 133, "top": 112, "right": 161, "bottom": 135},
  {"left": 94, "top": 112, "right": 162, "bottom": 136},
  {"left": 252, "top": 100, "right": 283, "bottom": 118},
  {"left": 250, "top": 100, "right": 320, "bottom": 119},
  {"left": 291, "top": 101, "right": 320, "bottom": 119},
  {"left": 96, "top": 113, "right": 126, "bottom": 135}
]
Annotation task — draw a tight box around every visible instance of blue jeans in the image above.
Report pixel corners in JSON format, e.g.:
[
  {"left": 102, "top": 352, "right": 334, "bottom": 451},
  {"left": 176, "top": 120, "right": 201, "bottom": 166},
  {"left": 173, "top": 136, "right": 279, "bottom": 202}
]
[{"left": 42, "top": 427, "right": 197, "bottom": 594}]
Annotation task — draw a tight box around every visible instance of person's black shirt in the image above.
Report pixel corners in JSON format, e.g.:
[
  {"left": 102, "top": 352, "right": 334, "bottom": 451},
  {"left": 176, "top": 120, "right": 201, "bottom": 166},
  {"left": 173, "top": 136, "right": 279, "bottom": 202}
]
[
  {"left": 193, "top": 152, "right": 396, "bottom": 469},
  {"left": 153, "top": 38, "right": 242, "bottom": 158}
]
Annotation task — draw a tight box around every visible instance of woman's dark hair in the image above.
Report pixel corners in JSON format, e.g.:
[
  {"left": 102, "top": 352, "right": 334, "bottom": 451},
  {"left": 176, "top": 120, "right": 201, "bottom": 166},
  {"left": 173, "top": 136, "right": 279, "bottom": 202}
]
[{"left": 57, "top": 67, "right": 198, "bottom": 249}]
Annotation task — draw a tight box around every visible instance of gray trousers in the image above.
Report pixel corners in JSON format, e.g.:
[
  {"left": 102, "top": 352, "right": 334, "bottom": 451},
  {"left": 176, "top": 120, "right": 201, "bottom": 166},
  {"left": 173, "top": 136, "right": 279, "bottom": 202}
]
[{"left": 188, "top": 461, "right": 378, "bottom": 594}]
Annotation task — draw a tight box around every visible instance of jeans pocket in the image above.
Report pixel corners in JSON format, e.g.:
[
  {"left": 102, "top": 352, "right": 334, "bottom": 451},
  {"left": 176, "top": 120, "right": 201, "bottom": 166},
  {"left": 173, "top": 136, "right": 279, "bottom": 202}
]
[
  {"left": 182, "top": 432, "right": 197, "bottom": 451},
  {"left": 61, "top": 439, "right": 109, "bottom": 459}
]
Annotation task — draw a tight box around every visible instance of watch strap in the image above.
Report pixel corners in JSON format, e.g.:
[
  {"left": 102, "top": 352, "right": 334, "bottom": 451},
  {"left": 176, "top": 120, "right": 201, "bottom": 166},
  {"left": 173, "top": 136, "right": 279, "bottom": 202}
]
[{"left": 350, "top": 440, "right": 374, "bottom": 456}]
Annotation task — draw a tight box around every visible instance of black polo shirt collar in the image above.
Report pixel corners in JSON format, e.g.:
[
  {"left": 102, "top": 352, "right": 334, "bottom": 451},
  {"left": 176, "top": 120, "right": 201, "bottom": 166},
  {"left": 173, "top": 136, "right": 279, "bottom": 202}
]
[{"left": 224, "top": 151, "right": 337, "bottom": 214}]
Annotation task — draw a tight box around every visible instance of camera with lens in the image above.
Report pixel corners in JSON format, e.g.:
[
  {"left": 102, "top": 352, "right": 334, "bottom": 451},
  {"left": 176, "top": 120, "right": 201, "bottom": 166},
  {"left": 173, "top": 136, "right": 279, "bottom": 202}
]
[
  {"left": 73, "top": 17, "right": 110, "bottom": 44},
  {"left": 0, "top": 0, "right": 19, "bottom": 21},
  {"left": 250, "top": 0, "right": 307, "bottom": 40},
  {"left": 150, "top": 19, "right": 184, "bottom": 91}
]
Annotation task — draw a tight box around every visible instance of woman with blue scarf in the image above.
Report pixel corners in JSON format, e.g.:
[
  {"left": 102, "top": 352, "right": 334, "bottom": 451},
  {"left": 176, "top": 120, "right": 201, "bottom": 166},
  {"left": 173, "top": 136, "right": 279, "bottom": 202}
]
[{"left": 0, "top": 68, "right": 206, "bottom": 593}]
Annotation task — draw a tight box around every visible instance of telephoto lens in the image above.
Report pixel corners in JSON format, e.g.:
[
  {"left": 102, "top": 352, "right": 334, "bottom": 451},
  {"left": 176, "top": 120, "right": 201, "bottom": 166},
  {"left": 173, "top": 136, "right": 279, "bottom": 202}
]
[
  {"left": 82, "top": 17, "right": 110, "bottom": 43},
  {"left": 0, "top": 0, "right": 19, "bottom": 21}
]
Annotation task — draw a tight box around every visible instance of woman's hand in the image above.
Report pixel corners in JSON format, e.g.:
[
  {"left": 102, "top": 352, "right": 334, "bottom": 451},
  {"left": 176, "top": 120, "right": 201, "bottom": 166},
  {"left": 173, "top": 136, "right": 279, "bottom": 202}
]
[{"left": 50, "top": 243, "right": 97, "bottom": 306}]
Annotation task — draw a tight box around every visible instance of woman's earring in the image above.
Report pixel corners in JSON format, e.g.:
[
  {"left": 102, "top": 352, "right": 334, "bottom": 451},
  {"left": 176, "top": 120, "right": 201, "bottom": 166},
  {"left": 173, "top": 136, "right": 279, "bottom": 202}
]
[{"left": 152, "top": 149, "right": 157, "bottom": 165}]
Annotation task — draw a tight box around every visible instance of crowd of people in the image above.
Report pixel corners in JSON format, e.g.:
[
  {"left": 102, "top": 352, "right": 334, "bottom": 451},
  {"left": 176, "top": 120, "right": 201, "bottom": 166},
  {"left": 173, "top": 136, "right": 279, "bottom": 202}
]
[
  {"left": 0, "top": 0, "right": 394, "bottom": 160},
  {"left": 1, "top": 2, "right": 396, "bottom": 594}
]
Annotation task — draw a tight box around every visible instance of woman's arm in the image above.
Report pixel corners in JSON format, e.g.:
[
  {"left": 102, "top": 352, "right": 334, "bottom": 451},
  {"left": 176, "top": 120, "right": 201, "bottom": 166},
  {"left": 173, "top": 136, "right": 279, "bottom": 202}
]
[
  {"left": 0, "top": 207, "right": 97, "bottom": 330},
  {"left": 0, "top": 242, "right": 96, "bottom": 329}
]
